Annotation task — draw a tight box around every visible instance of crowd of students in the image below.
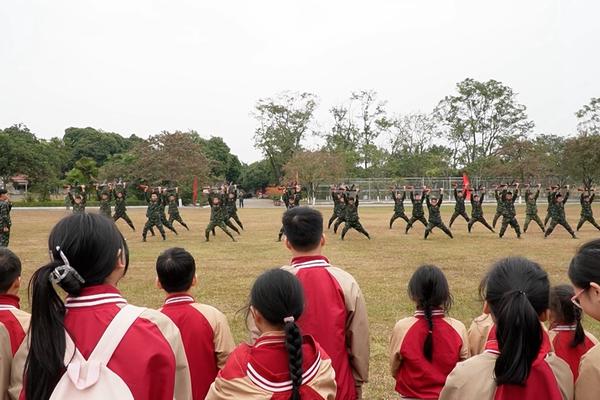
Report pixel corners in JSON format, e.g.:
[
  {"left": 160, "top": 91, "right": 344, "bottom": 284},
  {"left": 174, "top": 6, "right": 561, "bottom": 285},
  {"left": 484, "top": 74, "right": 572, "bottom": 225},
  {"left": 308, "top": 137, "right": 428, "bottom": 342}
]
[{"left": 0, "top": 208, "right": 599, "bottom": 399}]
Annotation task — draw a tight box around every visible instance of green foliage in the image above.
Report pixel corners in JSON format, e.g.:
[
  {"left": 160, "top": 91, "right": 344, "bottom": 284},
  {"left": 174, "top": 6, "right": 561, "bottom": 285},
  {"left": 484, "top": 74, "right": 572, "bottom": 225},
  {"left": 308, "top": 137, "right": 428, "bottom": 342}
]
[
  {"left": 563, "top": 134, "right": 600, "bottom": 188},
  {"left": 240, "top": 159, "right": 277, "bottom": 192},
  {"left": 64, "top": 157, "right": 98, "bottom": 185},
  {"left": 63, "top": 127, "right": 136, "bottom": 168},
  {"left": 197, "top": 136, "right": 242, "bottom": 182},
  {"left": 576, "top": 97, "right": 600, "bottom": 135}
]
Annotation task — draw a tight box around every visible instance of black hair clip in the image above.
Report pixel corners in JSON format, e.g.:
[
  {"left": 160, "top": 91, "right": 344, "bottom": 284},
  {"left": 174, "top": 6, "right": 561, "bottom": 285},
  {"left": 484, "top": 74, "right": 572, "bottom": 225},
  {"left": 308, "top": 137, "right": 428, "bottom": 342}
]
[{"left": 49, "top": 246, "right": 85, "bottom": 285}]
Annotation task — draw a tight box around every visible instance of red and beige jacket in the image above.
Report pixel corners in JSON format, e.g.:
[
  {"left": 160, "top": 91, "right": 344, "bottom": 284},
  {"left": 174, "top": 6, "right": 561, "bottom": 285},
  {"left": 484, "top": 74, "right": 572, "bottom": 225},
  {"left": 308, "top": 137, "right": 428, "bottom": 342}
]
[
  {"left": 575, "top": 342, "right": 600, "bottom": 400},
  {"left": 439, "top": 331, "right": 573, "bottom": 400},
  {"left": 0, "top": 294, "right": 30, "bottom": 400},
  {"left": 389, "top": 309, "right": 469, "bottom": 399},
  {"left": 281, "top": 255, "right": 369, "bottom": 400},
  {"left": 206, "top": 332, "right": 336, "bottom": 399},
  {"left": 9, "top": 284, "right": 192, "bottom": 399},
  {"left": 549, "top": 324, "right": 598, "bottom": 381},
  {"left": 159, "top": 293, "right": 236, "bottom": 400},
  {"left": 467, "top": 313, "right": 494, "bottom": 356}
]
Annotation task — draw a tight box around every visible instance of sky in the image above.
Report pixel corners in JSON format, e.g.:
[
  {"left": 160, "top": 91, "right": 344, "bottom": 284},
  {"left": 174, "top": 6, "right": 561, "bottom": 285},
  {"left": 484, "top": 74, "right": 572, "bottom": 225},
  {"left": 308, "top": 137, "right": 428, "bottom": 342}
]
[{"left": 1, "top": 0, "right": 598, "bottom": 163}]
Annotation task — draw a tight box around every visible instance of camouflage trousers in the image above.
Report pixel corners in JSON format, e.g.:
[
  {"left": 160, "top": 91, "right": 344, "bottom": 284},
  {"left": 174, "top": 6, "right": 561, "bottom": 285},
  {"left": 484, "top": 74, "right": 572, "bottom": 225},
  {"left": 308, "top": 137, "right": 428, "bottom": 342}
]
[
  {"left": 227, "top": 212, "right": 244, "bottom": 230},
  {"left": 545, "top": 218, "right": 576, "bottom": 238},
  {"left": 169, "top": 213, "right": 189, "bottom": 230},
  {"left": 499, "top": 216, "right": 521, "bottom": 238},
  {"left": 577, "top": 216, "right": 600, "bottom": 231},
  {"left": 114, "top": 212, "right": 135, "bottom": 231},
  {"left": 449, "top": 211, "right": 469, "bottom": 227},
  {"left": 160, "top": 213, "right": 178, "bottom": 234},
  {"left": 206, "top": 220, "right": 236, "bottom": 242},
  {"left": 424, "top": 221, "right": 453, "bottom": 239},
  {"left": 143, "top": 217, "right": 165, "bottom": 240},
  {"left": 468, "top": 217, "right": 494, "bottom": 233},
  {"left": 405, "top": 216, "right": 428, "bottom": 233},
  {"left": 0, "top": 231, "right": 9, "bottom": 247},
  {"left": 389, "top": 212, "right": 409, "bottom": 228},
  {"left": 524, "top": 214, "right": 545, "bottom": 233},
  {"left": 341, "top": 221, "right": 370, "bottom": 240},
  {"left": 333, "top": 217, "right": 346, "bottom": 234}
]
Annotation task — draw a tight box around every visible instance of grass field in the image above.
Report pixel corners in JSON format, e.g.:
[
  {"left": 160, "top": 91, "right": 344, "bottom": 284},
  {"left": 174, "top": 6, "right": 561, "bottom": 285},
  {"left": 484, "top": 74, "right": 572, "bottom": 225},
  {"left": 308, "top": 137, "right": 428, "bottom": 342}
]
[{"left": 7, "top": 204, "right": 600, "bottom": 399}]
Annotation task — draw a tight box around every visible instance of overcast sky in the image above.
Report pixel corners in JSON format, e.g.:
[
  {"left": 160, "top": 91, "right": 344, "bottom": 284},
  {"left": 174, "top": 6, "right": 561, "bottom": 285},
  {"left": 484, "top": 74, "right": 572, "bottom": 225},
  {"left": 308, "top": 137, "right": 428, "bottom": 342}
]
[{"left": 1, "top": 0, "right": 598, "bottom": 163}]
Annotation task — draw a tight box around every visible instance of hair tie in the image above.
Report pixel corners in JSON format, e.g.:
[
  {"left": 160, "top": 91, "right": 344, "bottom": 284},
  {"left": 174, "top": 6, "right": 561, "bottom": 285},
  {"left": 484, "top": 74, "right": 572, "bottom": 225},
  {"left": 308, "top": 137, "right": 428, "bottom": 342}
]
[
  {"left": 49, "top": 247, "right": 85, "bottom": 285},
  {"left": 518, "top": 290, "right": 526, "bottom": 296},
  {"left": 283, "top": 316, "right": 295, "bottom": 324}
]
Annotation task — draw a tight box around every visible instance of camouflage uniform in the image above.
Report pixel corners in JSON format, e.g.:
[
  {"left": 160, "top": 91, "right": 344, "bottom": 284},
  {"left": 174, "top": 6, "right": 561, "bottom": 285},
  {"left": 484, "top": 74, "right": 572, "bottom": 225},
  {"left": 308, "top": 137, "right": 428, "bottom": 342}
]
[
  {"left": 96, "top": 189, "right": 112, "bottom": 218},
  {"left": 577, "top": 192, "right": 600, "bottom": 231},
  {"left": 225, "top": 192, "right": 243, "bottom": 230},
  {"left": 405, "top": 191, "right": 428, "bottom": 234},
  {"left": 205, "top": 194, "right": 236, "bottom": 242},
  {"left": 332, "top": 192, "right": 347, "bottom": 233},
  {"left": 449, "top": 188, "right": 469, "bottom": 227},
  {"left": 0, "top": 199, "right": 11, "bottom": 247},
  {"left": 341, "top": 195, "right": 370, "bottom": 240},
  {"left": 492, "top": 189, "right": 505, "bottom": 228},
  {"left": 278, "top": 190, "right": 301, "bottom": 241},
  {"left": 142, "top": 192, "right": 166, "bottom": 241},
  {"left": 328, "top": 190, "right": 345, "bottom": 229},
  {"left": 168, "top": 193, "right": 190, "bottom": 231},
  {"left": 523, "top": 189, "right": 545, "bottom": 233},
  {"left": 499, "top": 189, "right": 521, "bottom": 238},
  {"left": 544, "top": 190, "right": 554, "bottom": 226},
  {"left": 159, "top": 193, "right": 178, "bottom": 235},
  {"left": 424, "top": 194, "right": 453, "bottom": 239},
  {"left": 389, "top": 191, "right": 409, "bottom": 229},
  {"left": 112, "top": 188, "right": 135, "bottom": 231},
  {"left": 467, "top": 192, "right": 494, "bottom": 233},
  {"left": 68, "top": 191, "right": 87, "bottom": 214},
  {"left": 545, "top": 191, "right": 576, "bottom": 238}
]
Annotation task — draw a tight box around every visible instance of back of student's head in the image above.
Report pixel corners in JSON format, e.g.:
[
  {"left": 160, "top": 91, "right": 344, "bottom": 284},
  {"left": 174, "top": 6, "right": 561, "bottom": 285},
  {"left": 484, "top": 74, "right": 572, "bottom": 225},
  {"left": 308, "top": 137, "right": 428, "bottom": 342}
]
[
  {"left": 26, "top": 213, "right": 129, "bottom": 400},
  {"left": 569, "top": 239, "right": 600, "bottom": 289},
  {"left": 156, "top": 247, "right": 195, "bottom": 293},
  {"left": 282, "top": 207, "right": 323, "bottom": 252},
  {"left": 0, "top": 248, "right": 21, "bottom": 293},
  {"left": 550, "top": 284, "right": 585, "bottom": 348},
  {"left": 481, "top": 257, "right": 549, "bottom": 386},
  {"left": 250, "top": 269, "right": 305, "bottom": 400},
  {"left": 408, "top": 265, "right": 452, "bottom": 361}
]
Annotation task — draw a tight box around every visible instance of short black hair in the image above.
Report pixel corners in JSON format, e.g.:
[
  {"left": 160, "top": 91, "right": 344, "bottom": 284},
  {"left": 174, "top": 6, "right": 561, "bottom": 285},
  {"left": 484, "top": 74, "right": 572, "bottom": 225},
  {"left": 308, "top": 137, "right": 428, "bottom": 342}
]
[
  {"left": 0, "top": 189, "right": 7, "bottom": 196},
  {"left": 282, "top": 207, "right": 323, "bottom": 251},
  {"left": 0, "top": 248, "right": 22, "bottom": 293},
  {"left": 156, "top": 247, "right": 196, "bottom": 293}
]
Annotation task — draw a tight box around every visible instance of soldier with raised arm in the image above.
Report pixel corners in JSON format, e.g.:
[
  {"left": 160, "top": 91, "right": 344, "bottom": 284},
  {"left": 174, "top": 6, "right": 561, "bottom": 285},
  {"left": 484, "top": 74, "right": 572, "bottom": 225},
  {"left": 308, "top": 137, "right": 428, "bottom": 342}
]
[
  {"left": 467, "top": 188, "right": 495, "bottom": 233},
  {"left": 523, "top": 184, "right": 545, "bottom": 233},
  {"left": 498, "top": 184, "right": 521, "bottom": 239},
  {"left": 405, "top": 187, "right": 428, "bottom": 234},
  {"left": 0, "top": 189, "right": 12, "bottom": 247},
  {"left": 341, "top": 189, "right": 371, "bottom": 240},
  {"left": 545, "top": 186, "right": 577, "bottom": 239},
  {"left": 424, "top": 188, "right": 453, "bottom": 239},
  {"left": 95, "top": 183, "right": 113, "bottom": 218},
  {"left": 448, "top": 184, "right": 469, "bottom": 228},
  {"left": 112, "top": 182, "right": 135, "bottom": 231},
  {"left": 389, "top": 187, "right": 409, "bottom": 229},
  {"left": 577, "top": 188, "right": 600, "bottom": 232}
]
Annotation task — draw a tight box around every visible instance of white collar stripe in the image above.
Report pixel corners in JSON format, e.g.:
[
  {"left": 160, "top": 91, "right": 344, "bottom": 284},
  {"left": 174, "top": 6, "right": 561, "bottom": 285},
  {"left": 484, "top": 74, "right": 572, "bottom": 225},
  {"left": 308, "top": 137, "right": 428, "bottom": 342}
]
[
  {"left": 247, "top": 353, "right": 322, "bottom": 392},
  {"left": 291, "top": 260, "right": 330, "bottom": 269},
  {"left": 485, "top": 349, "right": 501, "bottom": 355},
  {"left": 65, "top": 298, "right": 128, "bottom": 308},
  {"left": 0, "top": 305, "right": 17, "bottom": 310},
  {"left": 414, "top": 311, "right": 445, "bottom": 316},
  {"left": 165, "top": 296, "right": 194, "bottom": 305},
  {"left": 553, "top": 325, "right": 577, "bottom": 331},
  {"left": 66, "top": 293, "right": 123, "bottom": 302}
]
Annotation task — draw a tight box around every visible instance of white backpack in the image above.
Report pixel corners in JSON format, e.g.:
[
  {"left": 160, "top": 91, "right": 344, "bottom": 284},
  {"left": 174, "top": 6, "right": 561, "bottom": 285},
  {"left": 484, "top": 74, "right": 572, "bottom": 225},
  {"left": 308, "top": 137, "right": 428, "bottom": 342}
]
[{"left": 50, "top": 305, "right": 145, "bottom": 400}]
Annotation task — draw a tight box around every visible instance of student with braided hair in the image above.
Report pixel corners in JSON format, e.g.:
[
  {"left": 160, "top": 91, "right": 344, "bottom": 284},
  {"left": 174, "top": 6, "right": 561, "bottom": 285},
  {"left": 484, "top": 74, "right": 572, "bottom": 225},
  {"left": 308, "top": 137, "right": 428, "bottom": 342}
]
[
  {"left": 206, "top": 268, "right": 336, "bottom": 399},
  {"left": 549, "top": 284, "right": 598, "bottom": 381},
  {"left": 389, "top": 265, "right": 469, "bottom": 399}
]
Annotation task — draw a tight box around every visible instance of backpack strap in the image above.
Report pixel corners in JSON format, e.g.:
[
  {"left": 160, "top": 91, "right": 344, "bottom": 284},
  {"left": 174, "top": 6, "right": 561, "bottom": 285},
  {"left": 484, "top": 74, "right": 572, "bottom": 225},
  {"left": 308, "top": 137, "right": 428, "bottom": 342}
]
[{"left": 87, "top": 305, "right": 146, "bottom": 365}]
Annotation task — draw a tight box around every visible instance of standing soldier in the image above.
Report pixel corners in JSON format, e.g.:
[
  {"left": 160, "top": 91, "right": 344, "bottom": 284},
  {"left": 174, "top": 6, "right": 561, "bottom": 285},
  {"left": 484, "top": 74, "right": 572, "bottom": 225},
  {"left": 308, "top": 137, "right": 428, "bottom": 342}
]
[
  {"left": 159, "top": 188, "right": 178, "bottom": 235},
  {"left": 67, "top": 185, "right": 87, "bottom": 214},
  {"left": 523, "top": 184, "right": 545, "bottom": 233},
  {"left": 95, "top": 183, "right": 113, "bottom": 218},
  {"left": 328, "top": 185, "right": 344, "bottom": 229},
  {"left": 405, "top": 188, "right": 428, "bottom": 234},
  {"left": 448, "top": 184, "right": 469, "bottom": 228},
  {"left": 224, "top": 186, "right": 244, "bottom": 230},
  {"left": 238, "top": 189, "right": 245, "bottom": 208},
  {"left": 499, "top": 184, "right": 522, "bottom": 239},
  {"left": 467, "top": 188, "right": 495, "bottom": 233},
  {"left": 332, "top": 187, "right": 348, "bottom": 234},
  {"left": 167, "top": 187, "right": 190, "bottom": 231},
  {"left": 277, "top": 185, "right": 301, "bottom": 241},
  {"left": 205, "top": 191, "right": 236, "bottom": 242},
  {"left": 544, "top": 186, "right": 558, "bottom": 226},
  {"left": 389, "top": 187, "right": 409, "bottom": 229},
  {"left": 341, "top": 189, "right": 371, "bottom": 240},
  {"left": 545, "top": 186, "right": 577, "bottom": 239},
  {"left": 577, "top": 189, "right": 600, "bottom": 232},
  {"left": 142, "top": 187, "right": 166, "bottom": 242},
  {"left": 0, "top": 189, "right": 11, "bottom": 247},
  {"left": 424, "top": 188, "right": 453, "bottom": 239},
  {"left": 112, "top": 182, "right": 135, "bottom": 231},
  {"left": 492, "top": 185, "right": 506, "bottom": 228}
]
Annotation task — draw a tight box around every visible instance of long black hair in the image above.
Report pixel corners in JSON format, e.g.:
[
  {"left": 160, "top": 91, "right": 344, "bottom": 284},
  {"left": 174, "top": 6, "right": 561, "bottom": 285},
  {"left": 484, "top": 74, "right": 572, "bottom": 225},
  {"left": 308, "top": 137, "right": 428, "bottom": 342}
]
[
  {"left": 481, "top": 257, "right": 549, "bottom": 386},
  {"left": 250, "top": 269, "right": 305, "bottom": 400},
  {"left": 407, "top": 265, "right": 452, "bottom": 361},
  {"left": 25, "top": 213, "right": 129, "bottom": 400},
  {"left": 568, "top": 238, "right": 600, "bottom": 290},
  {"left": 550, "top": 284, "right": 585, "bottom": 348}
]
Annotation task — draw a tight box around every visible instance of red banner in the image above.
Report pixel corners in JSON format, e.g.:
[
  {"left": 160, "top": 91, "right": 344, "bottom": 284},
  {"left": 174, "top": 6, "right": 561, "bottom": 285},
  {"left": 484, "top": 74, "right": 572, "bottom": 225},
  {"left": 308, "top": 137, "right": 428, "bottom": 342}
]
[
  {"left": 463, "top": 172, "right": 471, "bottom": 200},
  {"left": 192, "top": 176, "right": 198, "bottom": 205}
]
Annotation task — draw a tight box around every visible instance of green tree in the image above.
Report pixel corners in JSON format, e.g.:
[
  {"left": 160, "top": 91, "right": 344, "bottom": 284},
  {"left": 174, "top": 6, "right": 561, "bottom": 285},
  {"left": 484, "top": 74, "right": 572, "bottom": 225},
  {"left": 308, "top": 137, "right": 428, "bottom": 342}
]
[
  {"left": 576, "top": 97, "right": 600, "bottom": 135},
  {"left": 198, "top": 136, "right": 242, "bottom": 182},
  {"left": 563, "top": 134, "right": 600, "bottom": 189},
  {"left": 64, "top": 157, "right": 98, "bottom": 185},
  {"left": 63, "top": 127, "right": 134, "bottom": 168},
  {"left": 322, "top": 105, "right": 361, "bottom": 176},
  {"left": 240, "top": 159, "right": 277, "bottom": 193}
]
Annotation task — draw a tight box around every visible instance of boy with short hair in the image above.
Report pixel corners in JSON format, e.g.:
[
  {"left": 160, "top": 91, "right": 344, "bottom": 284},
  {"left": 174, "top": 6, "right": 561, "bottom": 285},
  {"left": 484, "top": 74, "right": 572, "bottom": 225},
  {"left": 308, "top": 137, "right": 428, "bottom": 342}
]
[
  {"left": 0, "top": 248, "right": 30, "bottom": 395},
  {"left": 156, "top": 247, "right": 235, "bottom": 400}
]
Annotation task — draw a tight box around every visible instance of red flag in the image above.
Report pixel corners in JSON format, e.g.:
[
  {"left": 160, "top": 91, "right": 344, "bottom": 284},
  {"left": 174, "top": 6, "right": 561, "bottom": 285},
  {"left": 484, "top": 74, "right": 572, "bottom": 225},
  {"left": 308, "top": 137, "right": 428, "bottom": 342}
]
[
  {"left": 192, "top": 176, "right": 199, "bottom": 205},
  {"left": 463, "top": 172, "right": 471, "bottom": 200}
]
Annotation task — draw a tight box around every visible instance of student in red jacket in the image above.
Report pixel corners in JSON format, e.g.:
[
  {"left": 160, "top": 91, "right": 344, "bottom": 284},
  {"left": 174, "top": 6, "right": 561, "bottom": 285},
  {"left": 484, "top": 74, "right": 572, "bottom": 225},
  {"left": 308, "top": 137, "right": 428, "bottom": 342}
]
[
  {"left": 0, "top": 248, "right": 30, "bottom": 396},
  {"left": 440, "top": 257, "right": 573, "bottom": 400},
  {"left": 389, "top": 265, "right": 469, "bottom": 399},
  {"left": 207, "top": 268, "right": 336, "bottom": 399},
  {"left": 156, "top": 247, "right": 235, "bottom": 400},
  {"left": 9, "top": 213, "right": 192, "bottom": 399},
  {"left": 549, "top": 284, "right": 598, "bottom": 381}
]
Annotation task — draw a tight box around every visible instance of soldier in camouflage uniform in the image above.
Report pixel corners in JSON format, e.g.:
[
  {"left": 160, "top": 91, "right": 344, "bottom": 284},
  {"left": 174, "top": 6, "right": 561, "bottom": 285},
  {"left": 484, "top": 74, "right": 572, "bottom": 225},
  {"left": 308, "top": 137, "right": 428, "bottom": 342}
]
[
  {"left": 544, "top": 187, "right": 558, "bottom": 226},
  {"left": 0, "top": 189, "right": 12, "bottom": 247},
  {"left": 389, "top": 188, "right": 409, "bottom": 229},
  {"left": 545, "top": 187, "right": 577, "bottom": 239},
  {"left": 341, "top": 190, "right": 370, "bottom": 240},
  {"left": 424, "top": 189, "right": 453, "bottom": 239},
  {"left": 523, "top": 184, "right": 545, "bottom": 233},
  {"left": 492, "top": 186, "right": 505, "bottom": 228},
  {"left": 142, "top": 188, "right": 166, "bottom": 241},
  {"left": 332, "top": 189, "right": 347, "bottom": 234},
  {"left": 328, "top": 186, "right": 345, "bottom": 229},
  {"left": 112, "top": 183, "right": 135, "bottom": 231},
  {"left": 155, "top": 189, "right": 177, "bottom": 235},
  {"left": 167, "top": 188, "right": 190, "bottom": 231},
  {"left": 95, "top": 183, "right": 113, "bottom": 218},
  {"left": 205, "top": 193, "right": 236, "bottom": 242},
  {"left": 467, "top": 189, "right": 494, "bottom": 233},
  {"left": 577, "top": 190, "right": 600, "bottom": 232},
  {"left": 449, "top": 185, "right": 469, "bottom": 228},
  {"left": 67, "top": 185, "right": 87, "bottom": 214},
  {"left": 405, "top": 189, "right": 428, "bottom": 234},
  {"left": 278, "top": 186, "right": 302, "bottom": 241},
  {"left": 224, "top": 189, "right": 243, "bottom": 230},
  {"left": 499, "top": 185, "right": 521, "bottom": 239}
]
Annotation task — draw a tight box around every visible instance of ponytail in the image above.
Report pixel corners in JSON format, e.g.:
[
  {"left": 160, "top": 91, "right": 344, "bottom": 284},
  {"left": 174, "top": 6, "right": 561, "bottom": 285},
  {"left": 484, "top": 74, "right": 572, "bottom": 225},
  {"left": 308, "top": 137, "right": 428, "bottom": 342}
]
[
  {"left": 550, "top": 284, "right": 586, "bottom": 348},
  {"left": 572, "top": 307, "right": 585, "bottom": 348},
  {"left": 423, "top": 304, "right": 434, "bottom": 361},
  {"left": 284, "top": 320, "right": 303, "bottom": 400},
  {"left": 494, "top": 290, "right": 542, "bottom": 385}
]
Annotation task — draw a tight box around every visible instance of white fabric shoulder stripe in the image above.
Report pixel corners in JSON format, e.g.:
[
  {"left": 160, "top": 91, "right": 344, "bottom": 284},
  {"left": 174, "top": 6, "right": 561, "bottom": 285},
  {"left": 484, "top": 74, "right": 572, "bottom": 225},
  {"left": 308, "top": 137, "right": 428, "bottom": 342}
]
[
  {"left": 247, "top": 352, "right": 322, "bottom": 393},
  {"left": 0, "top": 305, "right": 17, "bottom": 310},
  {"left": 290, "top": 260, "right": 331, "bottom": 269},
  {"left": 164, "top": 296, "right": 194, "bottom": 305},
  {"left": 66, "top": 293, "right": 123, "bottom": 302},
  {"left": 552, "top": 325, "right": 577, "bottom": 331},
  {"left": 65, "top": 294, "right": 127, "bottom": 308}
]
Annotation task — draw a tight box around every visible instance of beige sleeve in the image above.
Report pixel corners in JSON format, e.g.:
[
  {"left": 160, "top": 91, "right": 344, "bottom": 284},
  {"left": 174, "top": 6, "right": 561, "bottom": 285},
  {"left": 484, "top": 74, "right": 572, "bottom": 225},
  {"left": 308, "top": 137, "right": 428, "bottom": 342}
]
[
  {"left": 585, "top": 330, "right": 599, "bottom": 345},
  {"left": 545, "top": 353, "right": 573, "bottom": 400},
  {"left": 206, "top": 376, "right": 268, "bottom": 400},
  {"left": 0, "top": 326, "right": 11, "bottom": 400},
  {"left": 389, "top": 318, "right": 416, "bottom": 376},
  {"left": 576, "top": 344, "right": 600, "bottom": 400},
  {"left": 8, "top": 335, "right": 28, "bottom": 400},
  {"left": 439, "top": 354, "right": 497, "bottom": 400},
  {"left": 328, "top": 267, "right": 370, "bottom": 390},
  {"left": 139, "top": 309, "right": 192, "bottom": 400},
  {"left": 448, "top": 318, "right": 470, "bottom": 360},
  {"left": 191, "top": 304, "right": 236, "bottom": 369},
  {"left": 467, "top": 313, "right": 493, "bottom": 356}
]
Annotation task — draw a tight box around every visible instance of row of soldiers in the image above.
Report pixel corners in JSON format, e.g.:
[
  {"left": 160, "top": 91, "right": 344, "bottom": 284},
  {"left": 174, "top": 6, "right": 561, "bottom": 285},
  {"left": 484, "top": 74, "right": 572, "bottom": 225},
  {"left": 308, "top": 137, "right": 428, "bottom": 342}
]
[
  {"left": 204, "top": 184, "right": 244, "bottom": 242},
  {"left": 328, "top": 185, "right": 371, "bottom": 240}
]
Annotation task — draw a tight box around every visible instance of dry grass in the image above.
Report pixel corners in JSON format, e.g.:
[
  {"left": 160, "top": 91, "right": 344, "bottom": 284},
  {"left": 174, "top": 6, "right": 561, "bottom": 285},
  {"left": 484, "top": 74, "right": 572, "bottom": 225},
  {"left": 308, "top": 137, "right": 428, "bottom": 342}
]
[{"left": 8, "top": 204, "right": 600, "bottom": 399}]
